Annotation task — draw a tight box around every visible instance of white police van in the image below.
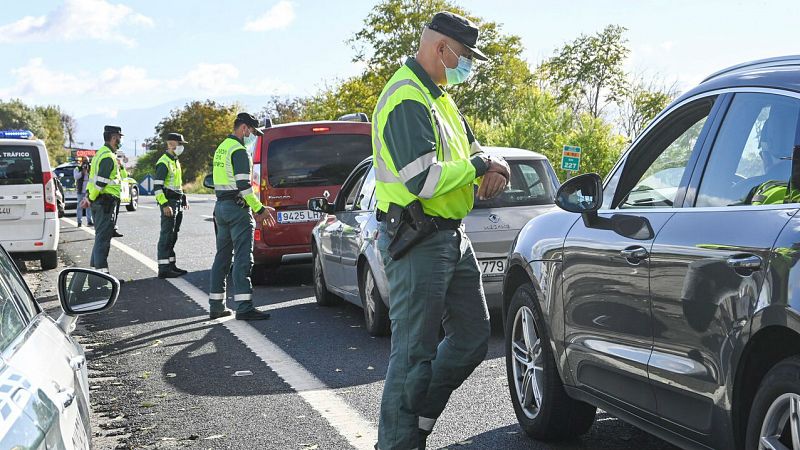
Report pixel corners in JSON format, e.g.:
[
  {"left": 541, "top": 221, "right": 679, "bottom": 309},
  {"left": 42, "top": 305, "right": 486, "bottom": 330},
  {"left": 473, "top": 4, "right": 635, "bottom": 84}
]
[{"left": 0, "top": 130, "right": 60, "bottom": 269}]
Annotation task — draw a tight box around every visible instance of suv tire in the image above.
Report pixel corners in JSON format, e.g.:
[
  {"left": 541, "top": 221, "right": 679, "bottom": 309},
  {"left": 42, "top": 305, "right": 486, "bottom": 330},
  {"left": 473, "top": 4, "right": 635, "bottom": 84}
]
[
  {"left": 359, "top": 264, "right": 390, "bottom": 336},
  {"left": 40, "top": 251, "right": 58, "bottom": 271},
  {"left": 745, "top": 355, "right": 800, "bottom": 450},
  {"left": 313, "top": 250, "right": 338, "bottom": 306},
  {"left": 506, "top": 284, "right": 596, "bottom": 441}
]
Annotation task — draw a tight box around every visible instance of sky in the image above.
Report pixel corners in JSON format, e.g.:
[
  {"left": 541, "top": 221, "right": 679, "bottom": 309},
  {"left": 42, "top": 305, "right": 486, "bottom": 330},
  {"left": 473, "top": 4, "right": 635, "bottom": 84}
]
[{"left": 1, "top": 0, "right": 798, "bottom": 152}]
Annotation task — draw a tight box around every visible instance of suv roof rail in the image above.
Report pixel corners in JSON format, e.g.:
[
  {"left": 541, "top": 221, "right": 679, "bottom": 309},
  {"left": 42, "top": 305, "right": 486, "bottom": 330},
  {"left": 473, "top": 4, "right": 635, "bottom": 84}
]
[
  {"left": 337, "top": 113, "right": 369, "bottom": 123},
  {"left": 702, "top": 55, "right": 800, "bottom": 83}
]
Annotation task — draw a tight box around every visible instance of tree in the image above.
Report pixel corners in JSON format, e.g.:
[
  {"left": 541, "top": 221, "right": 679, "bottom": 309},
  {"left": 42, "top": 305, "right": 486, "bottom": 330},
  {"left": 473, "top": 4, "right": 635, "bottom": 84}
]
[
  {"left": 134, "top": 101, "right": 238, "bottom": 183},
  {"left": 35, "top": 105, "right": 68, "bottom": 164},
  {"left": 0, "top": 100, "right": 68, "bottom": 164},
  {"left": 618, "top": 76, "right": 678, "bottom": 141},
  {"left": 61, "top": 112, "right": 78, "bottom": 148},
  {"left": 336, "top": 0, "right": 533, "bottom": 123},
  {"left": 540, "top": 25, "right": 630, "bottom": 119},
  {"left": 260, "top": 96, "right": 305, "bottom": 125}
]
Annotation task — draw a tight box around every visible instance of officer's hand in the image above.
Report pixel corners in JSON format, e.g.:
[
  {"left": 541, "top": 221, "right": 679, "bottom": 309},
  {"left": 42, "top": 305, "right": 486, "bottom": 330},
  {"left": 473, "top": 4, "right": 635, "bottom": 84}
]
[
  {"left": 163, "top": 205, "right": 173, "bottom": 218},
  {"left": 478, "top": 172, "right": 508, "bottom": 200},
  {"left": 486, "top": 156, "right": 511, "bottom": 180},
  {"left": 255, "top": 206, "right": 276, "bottom": 228},
  {"left": 80, "top": 197, "right": 91, "bottom": 210}
]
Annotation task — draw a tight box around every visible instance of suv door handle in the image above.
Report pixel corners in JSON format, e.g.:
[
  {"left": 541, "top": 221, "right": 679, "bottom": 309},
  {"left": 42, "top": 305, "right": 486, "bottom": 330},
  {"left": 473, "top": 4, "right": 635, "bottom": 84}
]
[
  {"left": 55, "top": 386, "right": 76, "bottom": 410},
  {"left": 69, "top": 356, "right": 85, "bottom": 371},
  {"left": 620, "top": 246, "right": 649, "bottom": 262},
  {"left": 727, "top": 255, "right": 763, "bottom": 270}
]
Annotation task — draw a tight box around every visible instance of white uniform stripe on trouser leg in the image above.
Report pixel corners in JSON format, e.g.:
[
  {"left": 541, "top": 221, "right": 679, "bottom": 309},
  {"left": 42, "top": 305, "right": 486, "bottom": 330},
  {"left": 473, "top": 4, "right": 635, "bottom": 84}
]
[
  {"left": 418, "top": 416, "right": 436, "bottom": 431},
  {"left": 233, "top": 294, "right": 252, "bottom": 301},
  {"left": 158, "top": 259, "right": 170, "bottom": 264},
  {"left": 208, "top": 293, "right": 225, "bottom": 300},
  {"left": 169, "top": 257, "right": 176, "bottom": 262}
]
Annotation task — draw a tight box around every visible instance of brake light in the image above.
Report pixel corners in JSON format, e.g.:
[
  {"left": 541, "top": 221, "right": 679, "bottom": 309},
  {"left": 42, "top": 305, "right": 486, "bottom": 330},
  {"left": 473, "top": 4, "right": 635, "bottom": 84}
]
[
  {"left": 42, "top": 171, "right": 57, "bottom": 213},
  {"left": 254, "top": 229, "right": 262, "bottom": 241},
  {"left": 312, "top": 127, "right": 330, "bottom": 133},
  {"left": 34, "top": 242, "right": 43, "bottom": 247}
]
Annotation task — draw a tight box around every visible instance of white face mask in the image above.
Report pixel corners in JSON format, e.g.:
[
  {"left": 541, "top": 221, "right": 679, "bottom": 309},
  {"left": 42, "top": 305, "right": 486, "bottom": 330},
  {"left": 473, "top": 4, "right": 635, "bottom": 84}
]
[
  {"left": 244, "top": 132, "right": 257, "bottom": 147},
  {"left": 174, "top": 145, "right": 185, "bottom": 156}
]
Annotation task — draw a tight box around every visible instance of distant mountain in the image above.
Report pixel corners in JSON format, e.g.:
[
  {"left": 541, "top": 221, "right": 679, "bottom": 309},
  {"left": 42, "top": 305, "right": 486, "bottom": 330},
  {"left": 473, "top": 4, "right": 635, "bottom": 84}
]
[{"left": 73, "top": 95, "right": 276, "bottom": 156}]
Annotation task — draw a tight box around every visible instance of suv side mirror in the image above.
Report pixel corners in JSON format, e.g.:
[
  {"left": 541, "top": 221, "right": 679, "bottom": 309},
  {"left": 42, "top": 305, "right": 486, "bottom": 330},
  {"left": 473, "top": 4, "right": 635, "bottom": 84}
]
[
  {"left": 203, "top": 173, "right": 214, "bottom": 190},
  {"left": 58, "top": 268, "right": 119, "bottom": 316},
  {"left": 555, "top": 173, "right": 603, "bottom": 214},
  {"left": 308, "top": 197, "right": 334, "bottom": 214}
]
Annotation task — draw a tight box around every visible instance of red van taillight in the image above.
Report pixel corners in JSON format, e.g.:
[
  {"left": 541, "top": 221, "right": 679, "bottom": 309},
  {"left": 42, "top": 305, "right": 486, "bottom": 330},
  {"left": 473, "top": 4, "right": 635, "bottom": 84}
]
[
  {"left": 43, "top": 171, "right": 57, "bottom": 213},
  {"left": 254, "top": 229, "right": 262, "bottom": 242}
]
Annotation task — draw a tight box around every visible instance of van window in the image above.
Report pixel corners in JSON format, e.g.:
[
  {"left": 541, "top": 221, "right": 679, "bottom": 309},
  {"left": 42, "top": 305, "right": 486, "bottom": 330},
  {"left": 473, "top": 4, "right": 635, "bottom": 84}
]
[
  {"left": 0, "top": 147, "right": 42, "bottom": 185},
  {"left": 267, "top": 134, "right": 372, "bottom": 188}
]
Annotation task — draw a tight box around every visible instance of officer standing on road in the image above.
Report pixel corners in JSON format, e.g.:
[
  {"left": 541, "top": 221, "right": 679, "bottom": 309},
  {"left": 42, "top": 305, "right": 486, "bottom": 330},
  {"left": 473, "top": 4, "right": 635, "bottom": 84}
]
[
  {"left": 81, "top": 125, "right": 126, "bottom": 275},
  {"left": 208, "top": 113, "right": 275, "bottom": 321},
  {"left": 372, "top": 12, "right": 510, "bottom": 450},
  {"left": 154, "top": 132, "right": 189, "bottom": 279}
]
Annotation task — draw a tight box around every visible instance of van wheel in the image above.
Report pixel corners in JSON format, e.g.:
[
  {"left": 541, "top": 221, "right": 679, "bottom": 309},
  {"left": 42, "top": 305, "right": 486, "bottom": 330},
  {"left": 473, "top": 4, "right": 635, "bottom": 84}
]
[
  {"left": 40, "top": 251, "right": 58, "bottom": 271},
  {"left": 313, "top": 251, "right": 338, "bottom": 306},
  {"left": 506, "top": 284, "right": 596, "bottom": 440},
  {"left": 745, "top": 355, "right": 800, "bottom": 450},
  {"left": 125, "top": 187, "right": 138, "bottom": 211},
  {"left": 359, "top": 265, "right": 390, "bottom": 336}
]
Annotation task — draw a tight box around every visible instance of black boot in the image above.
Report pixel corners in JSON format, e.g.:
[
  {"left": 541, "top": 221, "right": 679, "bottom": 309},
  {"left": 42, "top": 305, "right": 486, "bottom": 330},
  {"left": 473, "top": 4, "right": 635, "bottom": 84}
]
[
  {"left": 158, "top": 265, "right": 182, "bottom": 278},
  {"left": 113, "top": 229, "right": 123, "bottom": 237},
  {"left": 235, "top": 309, "right": 271, "bottom": 321},
  {"left": 418, "top": 429, "right": 432, "bottom": 450},
  {"left": 171, "top": 263, "right": 188, "bottom": 275}
]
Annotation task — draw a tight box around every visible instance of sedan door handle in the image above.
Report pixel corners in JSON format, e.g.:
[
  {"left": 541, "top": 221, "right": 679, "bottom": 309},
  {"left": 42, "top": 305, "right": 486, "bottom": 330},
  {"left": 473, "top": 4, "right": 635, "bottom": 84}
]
[
  {"left": 727, "top": 255, "right": 763, "bottom": 270},
  {"left": 620, "top": 247, "right": 649, "bottom": 261},
  {"left": 69, "top": 356, "right": 85, "bottom": 371},
  {"left": 55, "top": 386, "right": 76, "bottom": 410}
]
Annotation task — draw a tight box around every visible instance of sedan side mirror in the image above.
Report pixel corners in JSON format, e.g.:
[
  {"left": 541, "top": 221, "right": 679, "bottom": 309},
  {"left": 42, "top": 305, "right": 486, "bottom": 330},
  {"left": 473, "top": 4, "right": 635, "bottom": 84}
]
[
  {"left": 308, "top": 197, "right": 334, "bottom": 214},
  {"left": 202, "top": 173, "right": 214, "bottom": 190},
  {"left": 56, "top": 268, "right": 120, "bottom": 333}
]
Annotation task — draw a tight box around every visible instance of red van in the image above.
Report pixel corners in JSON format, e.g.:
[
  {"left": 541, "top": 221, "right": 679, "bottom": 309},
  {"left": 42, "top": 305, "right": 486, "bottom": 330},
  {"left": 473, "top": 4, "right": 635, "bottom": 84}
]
[{"left": 250, "top": 118, "right": 372, "bottom": 279}]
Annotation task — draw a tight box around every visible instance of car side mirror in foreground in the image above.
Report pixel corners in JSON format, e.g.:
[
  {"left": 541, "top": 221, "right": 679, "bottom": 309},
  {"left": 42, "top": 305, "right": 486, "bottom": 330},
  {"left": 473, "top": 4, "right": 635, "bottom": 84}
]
[
  {"left": 556, "top": 173, "right": 654, "bottom": 240},
  {"left": 202, "top": 173, "right": 214, "bottom": 190},
  {"left": 308, "top": 197, "right": 334, "bottom": 214},
  {"left": 56, "top": 268, "right": 120, "bottom": 333}
]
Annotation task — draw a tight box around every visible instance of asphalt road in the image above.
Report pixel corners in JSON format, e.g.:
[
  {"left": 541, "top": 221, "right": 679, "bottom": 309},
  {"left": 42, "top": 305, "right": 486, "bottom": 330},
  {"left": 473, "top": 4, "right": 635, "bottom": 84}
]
[{"left": 37, "top": 194, "right": 677, "bottom": 450}]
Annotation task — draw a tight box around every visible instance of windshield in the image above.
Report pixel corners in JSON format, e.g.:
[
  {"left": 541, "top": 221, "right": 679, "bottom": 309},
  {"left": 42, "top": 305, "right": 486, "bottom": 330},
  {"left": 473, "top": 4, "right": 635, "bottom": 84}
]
[
  {"left": 55, "top": 166, "right": 77, "bottom": 189},
  {"left": 0, "top": 146, "right": 42, "bottom": 185},
  {"left": 267, "top": 134, "right": 372, "bottom": 188},
  {"left": 474, "top": 159, "right": 557, "bottom": 209}
]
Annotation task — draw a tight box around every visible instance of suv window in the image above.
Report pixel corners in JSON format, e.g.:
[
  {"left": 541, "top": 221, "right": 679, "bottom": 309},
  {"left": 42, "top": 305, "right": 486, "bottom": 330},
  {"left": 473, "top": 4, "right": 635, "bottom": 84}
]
[
  {"left": 474, "top": 159, "right": 556, "bottom": 209},
  {"left": 696, "top": 93, "right": 800, "bottom": 207},
  {"left": 614, "top": 97, "right": 715, "bottom": 209},
  {"left": 0, "top": 146, "right": 43, "bottom": 185},
  {"left": 267, "top": 134, "right": 372, "bottom": 188}
]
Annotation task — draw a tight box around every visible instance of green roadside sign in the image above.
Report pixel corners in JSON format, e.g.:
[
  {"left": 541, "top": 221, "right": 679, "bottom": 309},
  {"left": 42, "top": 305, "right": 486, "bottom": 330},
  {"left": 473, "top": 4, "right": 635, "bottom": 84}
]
[{"left": 561, "top": 145, "right": 581, "bottom": 172}]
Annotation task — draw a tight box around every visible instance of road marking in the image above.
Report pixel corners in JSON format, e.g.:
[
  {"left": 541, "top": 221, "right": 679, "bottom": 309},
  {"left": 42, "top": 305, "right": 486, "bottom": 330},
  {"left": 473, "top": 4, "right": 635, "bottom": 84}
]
[
  {"left": 138, "top": 205, "right": 155, "bottom": 209},
  {"left": 60, "top": 218, "right": 378, "bottom": 449}
]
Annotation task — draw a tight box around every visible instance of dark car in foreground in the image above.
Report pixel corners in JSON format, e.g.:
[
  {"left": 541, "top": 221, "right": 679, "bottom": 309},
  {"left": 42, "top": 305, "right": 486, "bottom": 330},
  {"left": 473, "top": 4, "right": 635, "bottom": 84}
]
[{"left": 503, "top": 55, "right": 800, "bottom": 450}]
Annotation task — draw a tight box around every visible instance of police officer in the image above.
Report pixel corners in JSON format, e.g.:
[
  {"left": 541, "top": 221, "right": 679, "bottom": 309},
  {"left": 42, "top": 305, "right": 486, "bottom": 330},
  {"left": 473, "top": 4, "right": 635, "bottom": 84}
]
[
  {"left": 372, "top": 12, "right": 510, "bottom": 450},
  {"left": 155, "top": 132, "right": 189, "bottom": 278},
  {"left": 81, "top": 125, "right": 126, "bottom": 275},
  {"left": 208, "top": 113, "right": 275, "bottom": 320}
]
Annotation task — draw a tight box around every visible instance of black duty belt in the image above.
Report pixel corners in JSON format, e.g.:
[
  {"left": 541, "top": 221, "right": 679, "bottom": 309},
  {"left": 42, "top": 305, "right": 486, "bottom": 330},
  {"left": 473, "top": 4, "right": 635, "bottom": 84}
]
[
  {"left": 376, "top": 208, "right": 461, "bottom": 230},
  {"left": 96, "top": 194, "right": 118, "bottom": 203}
]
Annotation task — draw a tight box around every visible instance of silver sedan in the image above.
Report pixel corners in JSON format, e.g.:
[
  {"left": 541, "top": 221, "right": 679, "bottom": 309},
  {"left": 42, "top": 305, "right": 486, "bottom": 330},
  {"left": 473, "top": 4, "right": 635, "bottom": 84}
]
[{"left": 309, "top": 147, "right": 560, "bottom": 336}]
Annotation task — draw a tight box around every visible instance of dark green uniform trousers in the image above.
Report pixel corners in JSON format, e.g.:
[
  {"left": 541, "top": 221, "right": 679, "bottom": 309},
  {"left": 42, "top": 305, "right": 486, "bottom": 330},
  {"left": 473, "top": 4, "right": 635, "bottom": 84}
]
[
  {"left": 157, "top": 199, "right": 183, "bottom": 271},
  {"left": 376, "top": 223, "right": 490, "bottom": 450},
  {"left": 89, "top": 197, "right": 118, "bottom": 272},
  {"left": 209, "top": 200, "right": 257, "bottom": 314}
]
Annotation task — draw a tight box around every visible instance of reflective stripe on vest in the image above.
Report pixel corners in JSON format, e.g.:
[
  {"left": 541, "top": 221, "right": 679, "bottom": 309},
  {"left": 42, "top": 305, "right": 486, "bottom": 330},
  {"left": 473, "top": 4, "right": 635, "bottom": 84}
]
[
  {"left": 88, "top": 146, "right": 121, "bottom": 196},
  {"left": 372, "top": 79, "right": 452, "bottom": 184},
  {"left": 156, "top": 153, "right": 183, "bottom": 190},
  {"left": 212, "top": 138, "right": 241, "bottom": 191}
]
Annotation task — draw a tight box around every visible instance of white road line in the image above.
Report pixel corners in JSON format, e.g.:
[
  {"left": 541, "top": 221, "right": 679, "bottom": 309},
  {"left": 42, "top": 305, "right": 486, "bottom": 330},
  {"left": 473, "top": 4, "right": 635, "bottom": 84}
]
[
  {"left": 138, "top": 205, "right": 155, "bottom": 209},
  {"left": 60, "top": 218, "right": 378, "bottom": 449}
]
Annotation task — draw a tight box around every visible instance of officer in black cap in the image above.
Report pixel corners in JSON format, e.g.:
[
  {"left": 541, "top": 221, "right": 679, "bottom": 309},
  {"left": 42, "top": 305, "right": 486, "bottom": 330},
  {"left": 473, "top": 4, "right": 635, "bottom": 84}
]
[
  {"left": 207, "top": 112, "right": 275, "bottom": 321},
  {"left": 82, "top": 125, "right": 127, "bottom": 275},
  {"left": 154, "top": 132, "right": 189, "bottom": 278},
  {"left": 371, "top": 10, "right": 509, "bottom": 450}
]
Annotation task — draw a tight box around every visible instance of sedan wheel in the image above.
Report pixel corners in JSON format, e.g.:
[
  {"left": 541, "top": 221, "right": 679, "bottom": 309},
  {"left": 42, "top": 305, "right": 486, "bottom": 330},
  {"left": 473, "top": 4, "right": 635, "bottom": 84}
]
[
  {"left": 126, "top": 187, "right": 139, "bottom": 211},
  {"left": 759, "top": 393, "right": 800, "bottom": 450},
  {"left": 360, "top": 265, "right": 389, "bottom": 336},
  {"left": 312, "top": 251, "right": 338, "bottom": 306}
]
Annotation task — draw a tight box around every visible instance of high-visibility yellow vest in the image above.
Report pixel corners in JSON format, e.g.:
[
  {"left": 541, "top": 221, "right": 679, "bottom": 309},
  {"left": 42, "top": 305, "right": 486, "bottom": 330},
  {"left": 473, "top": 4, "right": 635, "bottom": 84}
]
[
  {"left": 155, "top": 153, "right": 183, "bottom": 205},
  {"left": 87, "top": 145, "right": 121, "bottom": 199}
]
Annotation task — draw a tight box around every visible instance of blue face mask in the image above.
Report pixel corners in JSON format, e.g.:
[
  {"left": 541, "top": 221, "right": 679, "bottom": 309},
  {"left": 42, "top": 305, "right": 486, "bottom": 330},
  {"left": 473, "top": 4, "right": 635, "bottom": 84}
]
[
  {"left": 441, "top": 44, "right": 473, "bottom": 85},
  {"left": 244, "top": 131, "right": 257, "bottom": 148}
]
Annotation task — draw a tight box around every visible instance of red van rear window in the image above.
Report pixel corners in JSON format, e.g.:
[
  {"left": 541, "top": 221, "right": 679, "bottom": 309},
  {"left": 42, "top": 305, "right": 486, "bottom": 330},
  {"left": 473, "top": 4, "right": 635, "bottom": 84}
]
[{"left": 267, "top": 134, "right": 372, "bottom": 188}]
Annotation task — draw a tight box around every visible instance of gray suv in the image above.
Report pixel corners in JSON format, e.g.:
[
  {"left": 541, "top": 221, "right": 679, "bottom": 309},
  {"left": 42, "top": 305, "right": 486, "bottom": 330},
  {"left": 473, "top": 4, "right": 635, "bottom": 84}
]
[{"left": 503, "top": 55, "right": 800, "bottom": 450}]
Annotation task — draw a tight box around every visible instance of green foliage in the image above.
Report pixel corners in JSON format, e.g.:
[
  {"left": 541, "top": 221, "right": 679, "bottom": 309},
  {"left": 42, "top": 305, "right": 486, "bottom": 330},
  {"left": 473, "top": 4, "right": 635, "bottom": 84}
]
[
  {"left": 618, "top": 78, "right": 677, "bottom": 140},
  {"left": 540, "top": 25, "right": 630, "bottom": 119},
  {"left": 0, "top": 99, "right": 71, "bottom": 164},
  {"left": 136, "top": 100, "right": 238, "bottom": 184}
]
